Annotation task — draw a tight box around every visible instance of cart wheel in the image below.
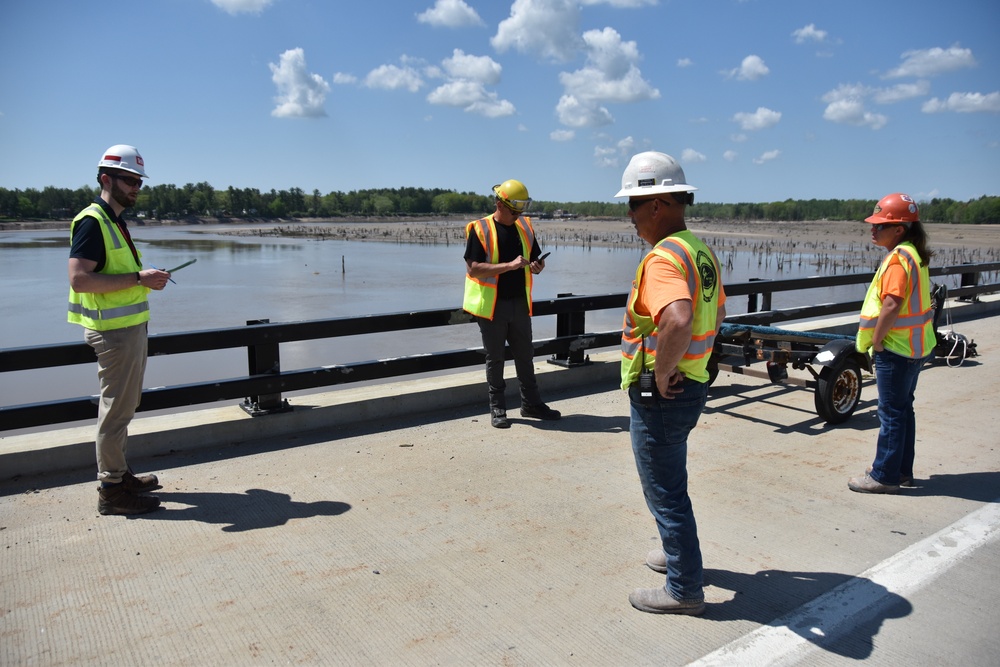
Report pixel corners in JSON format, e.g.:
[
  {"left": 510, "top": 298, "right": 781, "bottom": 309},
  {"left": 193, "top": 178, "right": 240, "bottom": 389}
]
[{"left": 814, "top": 356, "right": 862, "bottom": 424}]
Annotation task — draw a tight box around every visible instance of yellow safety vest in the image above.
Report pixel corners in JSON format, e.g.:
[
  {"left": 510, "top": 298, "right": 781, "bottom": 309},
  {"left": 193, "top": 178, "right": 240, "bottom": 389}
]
[
  {"left": 621, "top": 231, "right": 722, "bottom": 388},
  {"left": 67, "top": 204, "right": 150, "bottom": 331},
  {"left": 462, "top": 214, "right": 535, "bottom": 320},
  {"left": 856, "top": 241, "right": 935, "bottom": 358}
]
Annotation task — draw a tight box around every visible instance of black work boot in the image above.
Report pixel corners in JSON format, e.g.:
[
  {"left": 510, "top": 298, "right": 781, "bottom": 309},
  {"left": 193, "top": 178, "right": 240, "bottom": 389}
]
[{"left": 98, "top": 484, "right": 161, "bottom": 516}]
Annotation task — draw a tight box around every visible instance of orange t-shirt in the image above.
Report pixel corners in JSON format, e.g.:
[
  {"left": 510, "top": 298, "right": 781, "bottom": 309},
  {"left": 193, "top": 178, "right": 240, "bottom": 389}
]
[{"left": 879, "top": 254, "right": 908, "bottom": 300}]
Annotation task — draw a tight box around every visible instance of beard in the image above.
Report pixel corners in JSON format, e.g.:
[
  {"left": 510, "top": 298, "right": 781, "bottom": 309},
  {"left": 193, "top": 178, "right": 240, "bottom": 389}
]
[{"left": 110, "top": 180, "right": 137, "bottom": 209}]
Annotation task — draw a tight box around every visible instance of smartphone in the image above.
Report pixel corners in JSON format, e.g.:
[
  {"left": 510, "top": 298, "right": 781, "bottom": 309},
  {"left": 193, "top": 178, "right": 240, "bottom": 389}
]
[{"left": 537, "top": 252, "right": 551, "bottom": 261}]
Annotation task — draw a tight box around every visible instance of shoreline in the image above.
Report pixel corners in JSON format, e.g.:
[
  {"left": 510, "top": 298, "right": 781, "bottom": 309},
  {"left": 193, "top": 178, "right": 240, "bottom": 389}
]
[{"left": 4, "top": 216, "right": 999, "bottom": 255}]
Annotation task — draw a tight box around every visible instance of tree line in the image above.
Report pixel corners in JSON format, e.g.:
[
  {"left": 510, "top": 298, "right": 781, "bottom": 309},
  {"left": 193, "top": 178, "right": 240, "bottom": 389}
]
[{"left": 1, "top": 183, "right": 998, "bottom": 225}]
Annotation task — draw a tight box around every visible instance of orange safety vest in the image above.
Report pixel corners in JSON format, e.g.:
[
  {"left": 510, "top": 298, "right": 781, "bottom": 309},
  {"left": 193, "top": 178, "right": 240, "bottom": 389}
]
[
  {"left": 856, "top": 241, "right": 935, "bottom": 358},
  {"left": 462, "top": 214, "right": 535, "bottom": 320},
  {"left": 621, "top": 231, "right": 722, "bottom": 387}
]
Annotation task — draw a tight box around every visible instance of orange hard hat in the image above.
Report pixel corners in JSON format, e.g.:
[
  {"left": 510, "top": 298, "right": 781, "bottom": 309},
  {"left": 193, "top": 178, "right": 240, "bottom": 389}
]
[{"left": 865, "top": 193, "right": 919, "bottom": 224}]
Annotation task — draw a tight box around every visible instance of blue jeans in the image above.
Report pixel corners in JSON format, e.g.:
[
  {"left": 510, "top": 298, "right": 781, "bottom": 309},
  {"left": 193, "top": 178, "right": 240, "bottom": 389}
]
[
  {"left": 628, "top": 378, "right": 709, "bottom": 602},
  {"left": 871, "top": 350, "right": 925, "bottom": 485}
]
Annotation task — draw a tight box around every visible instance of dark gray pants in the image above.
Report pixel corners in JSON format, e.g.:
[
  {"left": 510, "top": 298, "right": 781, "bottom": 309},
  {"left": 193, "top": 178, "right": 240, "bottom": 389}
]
[{"left": 477, "top": 297, "right": 542, "bottom": 412}]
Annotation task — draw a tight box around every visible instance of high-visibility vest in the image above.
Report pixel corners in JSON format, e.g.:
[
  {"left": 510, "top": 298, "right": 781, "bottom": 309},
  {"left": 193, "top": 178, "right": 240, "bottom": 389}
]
[
  {"left": 856, "top": 241, "right": 935, "bottom": 358},
  {"left": 462, "top": 214, "right": 535, "bottom": 320},
  {"left": 67, "top": 204, "right": 150, "bottom": 331},
  {"left": 621, "top": 231, "right": 722, "bottom": 388}
]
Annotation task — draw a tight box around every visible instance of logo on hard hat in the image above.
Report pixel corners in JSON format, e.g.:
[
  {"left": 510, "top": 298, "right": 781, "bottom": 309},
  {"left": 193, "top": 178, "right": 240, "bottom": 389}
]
[{"left": 135, "top": 155, "right": 144, "bottom": 167}]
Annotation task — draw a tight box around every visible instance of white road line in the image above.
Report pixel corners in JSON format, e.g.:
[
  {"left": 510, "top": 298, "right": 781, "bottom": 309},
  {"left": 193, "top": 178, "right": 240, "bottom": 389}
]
[{"left": 689, "top": 499, "right": 1000, "bottom": 667}]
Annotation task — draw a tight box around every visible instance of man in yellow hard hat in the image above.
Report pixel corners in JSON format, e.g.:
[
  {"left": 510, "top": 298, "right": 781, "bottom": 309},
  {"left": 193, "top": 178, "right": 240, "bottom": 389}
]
[{"left": 463, "top": 179, "right": 561, "bottom": 429}]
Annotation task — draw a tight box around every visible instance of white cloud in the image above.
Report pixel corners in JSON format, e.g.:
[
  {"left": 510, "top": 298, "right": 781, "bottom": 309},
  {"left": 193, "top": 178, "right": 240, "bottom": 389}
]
[
  {"left": 332, "top": 73, "right": 357, "bottom": 85},
  {"left": 492, "top": 0, "right": 583, "bottom": 63},
  {"left": 556, "top": 27, "right": 658, "bottom": 128},
  {"left": 753, "top": 149, "right": 781, "bottom": 165},
  {"left": 550, "top": 129, "right": 575, "bottom": 141},
  {"left": 885, "top": 45, "right": 976, "bottom": 78},
  {"left": 556, "top": 94, "right": 614, "bottom": 128},
  {"left": 681, "top": 148, "right": 707, "bottom": 163},
  {"left": 922, "top": 92, "right": 1000, "bottom": 113},
  {"left": 442, "top": 49, "right": 502, "bottom": 85},
  {"left": 364, "top": 62, "right": 424, "bottom": 93},
  {"left": 726, "top": 55, "right": 770, "bottom": 81},
  {"left": 425, "top": 50, "right": 514, "bottom": 117},
  {"left": 873, "top": 81, "right": 931, "bottom": 104},
  {"left": 792, "top": 24, "right": 827, "bottom": 44},
  {"left": 211, "top": 0, "right": 272, "bottom": 15},
  {"left": 416, "top": 0, "right": 485, "bottom": 27},
  {"left": 730, "top": 133, "right": 748, "bottom": 143},
  {"left": 723, "top": 150, "right": 738, "bottom": 162},
  {"left": 732, "top": 107, "right": 781, "bottom": 131},
  {"left": 269, "top": 48, "right": 330, "bottom": 118},
  {"left": 677, "top": 58, "right": 693, "bottom": 68},
  {"left": 822, "top": 98, "right": 887, "bottom": 129},
  {"left": 821, "top": 83, "right": 888, "bottom": 129}
]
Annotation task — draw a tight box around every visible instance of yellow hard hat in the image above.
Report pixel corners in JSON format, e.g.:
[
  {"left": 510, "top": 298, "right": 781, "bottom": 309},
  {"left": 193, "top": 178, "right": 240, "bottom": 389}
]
[{"left": 492, "top": 179, "right": 531, "bottom": 213}]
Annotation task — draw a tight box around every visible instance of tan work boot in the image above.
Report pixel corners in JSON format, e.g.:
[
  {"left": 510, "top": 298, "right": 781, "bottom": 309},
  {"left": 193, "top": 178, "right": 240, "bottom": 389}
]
[
  {"left": 848, "top": 473, "right": 900, "bottom": 494},
  {"left": 629, "top": 586, "right": 705, "bottom": 615}
]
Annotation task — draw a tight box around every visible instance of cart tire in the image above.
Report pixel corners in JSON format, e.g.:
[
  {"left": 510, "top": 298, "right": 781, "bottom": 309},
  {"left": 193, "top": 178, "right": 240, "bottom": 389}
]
[{"left": 814, "top": 356, "right": 862, "bottom": 424}]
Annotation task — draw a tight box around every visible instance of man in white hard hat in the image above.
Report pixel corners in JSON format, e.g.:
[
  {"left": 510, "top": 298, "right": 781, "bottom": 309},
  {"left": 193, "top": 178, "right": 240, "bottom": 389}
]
[
  {"left": 68, "top": 145, "right": 171, "bottom": 516},
  {"left": 615, "top": 151, "right": 726, "bottom": 615},
  {"left": 463, "top": 179, "right": 560, "bottom": 429}
]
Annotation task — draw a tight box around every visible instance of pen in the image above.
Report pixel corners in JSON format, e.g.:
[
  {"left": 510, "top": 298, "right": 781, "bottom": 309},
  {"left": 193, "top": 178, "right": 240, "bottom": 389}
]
[{"left": 149, "top": 266, "right": 176, "bottom": 284}]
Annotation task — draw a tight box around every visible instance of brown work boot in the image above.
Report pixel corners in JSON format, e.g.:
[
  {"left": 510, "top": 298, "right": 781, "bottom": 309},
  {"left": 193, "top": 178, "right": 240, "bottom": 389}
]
[
  {"left": 98, "top": 484, "right": 161, "bottom": 516},
  {"left": 629, "top": 586, "right": 705, "bottom": 615},
  {"left": 848, "top": 473, "right": 900, "bottom": 495},
  {"left": 122, "top": 470, "right": 162, "bottom": 493}
]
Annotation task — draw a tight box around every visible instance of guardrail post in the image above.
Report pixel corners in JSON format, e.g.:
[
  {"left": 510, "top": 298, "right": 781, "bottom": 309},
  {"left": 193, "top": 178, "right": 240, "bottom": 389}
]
[
  {"left": 241, "top": 318, "right": 291, "bottom": 416},
  {"left": 959, "top": 268, "right": 981, "bottom": 303},
  {"left": 748, "top": 278, "right": 773, "bottom": 313},
  {"left": 549, "top": 293, "right": 590, "bottom": 367}
]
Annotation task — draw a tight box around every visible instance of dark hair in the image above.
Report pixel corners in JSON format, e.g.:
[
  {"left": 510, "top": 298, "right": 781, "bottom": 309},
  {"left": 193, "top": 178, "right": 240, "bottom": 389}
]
[{"left": 902, "top": 221, "right": 932, "bottom": 267}]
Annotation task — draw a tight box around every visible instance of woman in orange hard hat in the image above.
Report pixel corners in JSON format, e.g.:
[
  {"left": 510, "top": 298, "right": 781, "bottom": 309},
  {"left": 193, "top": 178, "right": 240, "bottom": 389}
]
[{"left": 850, "top": 193, "right": 936, "bottom": 494}]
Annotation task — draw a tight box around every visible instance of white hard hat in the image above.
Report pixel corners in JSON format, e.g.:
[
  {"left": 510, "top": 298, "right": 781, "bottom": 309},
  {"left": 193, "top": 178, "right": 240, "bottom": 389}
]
[
  {"left": 614, "top": 151, "right": 696, "bottom": 198},
  {"left": 97, "top": 144, "right": 148, "bottom": 178}
]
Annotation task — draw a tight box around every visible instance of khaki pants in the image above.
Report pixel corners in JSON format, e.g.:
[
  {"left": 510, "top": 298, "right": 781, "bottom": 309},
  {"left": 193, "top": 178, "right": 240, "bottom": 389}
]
[{"left": 84, "top": 323, "right": 148, "bottom": 484}]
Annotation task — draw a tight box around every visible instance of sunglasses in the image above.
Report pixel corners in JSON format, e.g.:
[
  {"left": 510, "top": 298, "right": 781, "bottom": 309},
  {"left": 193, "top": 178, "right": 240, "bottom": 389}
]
[
  {"left": 870, "top": 223, "right": 896, "bottom": 233},
  {"left": 628, "top": 192, "right": 693, "bottom": 212},
  {"left": 113, "top": 174, "right": 143, "bottom": 188}
]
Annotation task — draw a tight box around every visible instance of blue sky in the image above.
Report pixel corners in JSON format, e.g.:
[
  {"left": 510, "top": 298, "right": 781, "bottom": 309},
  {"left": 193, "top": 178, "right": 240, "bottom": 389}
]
[{"left": 1, "top": 0, "right": 998, "bottom": 204}]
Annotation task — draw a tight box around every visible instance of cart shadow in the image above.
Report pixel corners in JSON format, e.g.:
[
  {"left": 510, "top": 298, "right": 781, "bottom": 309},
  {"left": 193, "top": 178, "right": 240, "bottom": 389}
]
[{"left": 707, "top": 380, "right": 880, "bottom": 435}]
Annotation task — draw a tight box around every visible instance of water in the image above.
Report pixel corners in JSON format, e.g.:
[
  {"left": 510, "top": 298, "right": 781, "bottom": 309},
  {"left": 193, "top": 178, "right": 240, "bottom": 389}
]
[{"left": 2, "top": 222, "right": 869, "bottom": 407}]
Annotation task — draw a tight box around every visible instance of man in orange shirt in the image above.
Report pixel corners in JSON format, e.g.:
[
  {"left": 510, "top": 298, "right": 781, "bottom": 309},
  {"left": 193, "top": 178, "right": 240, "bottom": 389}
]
[{"left": 616, "top": 152, "right": 726, "bottom": 615}]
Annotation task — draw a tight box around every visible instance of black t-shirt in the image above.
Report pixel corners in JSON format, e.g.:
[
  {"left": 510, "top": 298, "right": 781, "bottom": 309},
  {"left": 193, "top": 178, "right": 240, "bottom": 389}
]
[
  {"left": 464, "top": 216, "right": 542, "bottom": 300},
  {"left": 69, "top": 198, "right": 135, "bottom": 272}
]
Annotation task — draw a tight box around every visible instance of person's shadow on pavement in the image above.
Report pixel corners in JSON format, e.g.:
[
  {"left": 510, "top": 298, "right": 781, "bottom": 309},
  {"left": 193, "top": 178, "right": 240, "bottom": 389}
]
[
  {"left": 703, "top": 568, "right": 912, "bottom": 661},
  {"left": 138, "top": 489, "right": 351, "bottom": 532}
]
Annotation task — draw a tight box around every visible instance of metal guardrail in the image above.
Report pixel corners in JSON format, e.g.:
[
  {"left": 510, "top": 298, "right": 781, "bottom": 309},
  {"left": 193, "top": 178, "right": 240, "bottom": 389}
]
[{"left": 2, "top": 263, "right": 997, "bottom": 432}]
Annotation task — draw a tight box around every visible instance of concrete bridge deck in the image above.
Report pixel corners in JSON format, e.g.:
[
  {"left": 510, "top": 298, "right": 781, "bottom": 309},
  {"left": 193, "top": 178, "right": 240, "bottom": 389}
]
[{"left": 2, "top": 311, "right": 998, "bottom": 666}]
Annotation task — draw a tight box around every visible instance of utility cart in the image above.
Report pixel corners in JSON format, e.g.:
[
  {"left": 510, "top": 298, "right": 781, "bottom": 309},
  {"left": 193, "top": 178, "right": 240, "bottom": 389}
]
[{"left": 708, "top": 323, "right": 871, "bottom": 424}]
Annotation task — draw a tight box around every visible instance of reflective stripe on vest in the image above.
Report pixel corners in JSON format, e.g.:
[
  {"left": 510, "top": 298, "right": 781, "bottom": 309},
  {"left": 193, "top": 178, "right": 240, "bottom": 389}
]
[
  {"left": 621, "top": 231, "right": 722, "bottom": 388},
  {"left": 856, "top": 242, "right": 935, "bottom": 358},
  {"left": 67, "top": 204, "right": 150, "bottom": 331},
  {"left": 462, "top": 215, "right": 535, "bottom": 320}
]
